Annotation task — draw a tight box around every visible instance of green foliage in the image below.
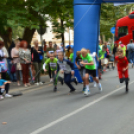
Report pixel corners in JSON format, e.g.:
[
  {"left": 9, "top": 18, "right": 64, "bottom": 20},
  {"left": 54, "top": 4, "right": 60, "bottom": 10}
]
[{"left": 100, "top": 3, "right": 134, "bottom": 41}]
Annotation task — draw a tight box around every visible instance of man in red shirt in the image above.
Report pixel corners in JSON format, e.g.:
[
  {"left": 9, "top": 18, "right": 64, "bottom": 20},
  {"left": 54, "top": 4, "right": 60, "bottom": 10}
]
[{"left": 115, "top": 48, "right": 129, "bottom": 93}]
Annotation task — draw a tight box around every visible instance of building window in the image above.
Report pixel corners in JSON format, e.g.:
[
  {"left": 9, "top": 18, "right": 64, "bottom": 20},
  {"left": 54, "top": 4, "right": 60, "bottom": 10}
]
[{"left": 118, "top": 26, "right": 128, "bottom": 38}]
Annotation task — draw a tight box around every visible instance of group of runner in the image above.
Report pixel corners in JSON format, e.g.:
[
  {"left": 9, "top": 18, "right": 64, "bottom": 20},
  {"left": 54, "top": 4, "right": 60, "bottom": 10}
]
[{"left": 42, "top": 42, "right": 130, "bottom": 96}]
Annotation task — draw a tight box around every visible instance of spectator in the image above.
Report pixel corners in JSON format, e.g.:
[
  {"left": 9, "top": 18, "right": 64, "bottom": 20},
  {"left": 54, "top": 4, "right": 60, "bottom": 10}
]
[
  {"left": 19, "top": 41, "right": 31, "bottom": 87},
  {"left": 69, "top": 48, "right": 74, "bottom": 62},
  {"left": 0, "top": 73, "right": 12, "bottom": 100},
  {"left": 127, "top": 39, "right": 134, "bottom": 68},
  {"left": 53, "top": 42, "right": 57, "bottom": 50},
  {"left": 43, "top": 39, "right": 47, "bottom": 52},
  {"left": 0, "top": 41, "right": 8, "bottom": 79},
  {"left": 31, "top": 40, "right": 43, "bottom": 85},
  {"left": 7, "top": 41, "right": 16, "bottom": 82},
  {"left": 60, "top": 43, "right": 65, "bottom": 52},
  {"left": 119, "top": 42, "right": 126, "bottom": 56},
  {"left": 65, "top": 47, "right": 71, "bottom": 60},
  {"left": 11, "top": 39, "right": 22, "bottom": 86},
  {"left": 113, "top": 43, "right": 118, "bottom": 58},
  {"left": 46, "top": 41, "right": 56, "bottom": 82}
]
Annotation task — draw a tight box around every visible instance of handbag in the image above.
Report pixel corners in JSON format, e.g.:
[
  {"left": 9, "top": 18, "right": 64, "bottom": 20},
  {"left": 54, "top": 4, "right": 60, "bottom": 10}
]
[
  {"left": 0, "top": 62, "right": 7, "bottom": 73},
  {"left": 11, "top": 64, "right": 16, "bottom": 74}
]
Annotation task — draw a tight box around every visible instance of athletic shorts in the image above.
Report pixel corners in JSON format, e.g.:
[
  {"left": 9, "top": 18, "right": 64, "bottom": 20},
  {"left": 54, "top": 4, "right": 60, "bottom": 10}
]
[
  {"left": 79, "top": 68, "right": 86, "bottom": 78},
  {"left": 106, "top": 55, "right": 110, "bottom": 59},
  {"left": 85, "top": 69, "right": 96, "bottom": 77},
  {"left": 118, "top": 69, "right": 129, "bottom": 79},
  {"left": 98, "top": 60, "right": 101, "bottom": 69}
]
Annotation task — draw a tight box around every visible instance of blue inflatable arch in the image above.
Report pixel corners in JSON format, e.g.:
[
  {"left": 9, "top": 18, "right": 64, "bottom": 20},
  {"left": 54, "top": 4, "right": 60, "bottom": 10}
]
[
  {"left": 73, "top": 0, "right": 134, "bottom": 82},
  {"left": 74, "top": 0, "right": 134, "bottom": 55}
]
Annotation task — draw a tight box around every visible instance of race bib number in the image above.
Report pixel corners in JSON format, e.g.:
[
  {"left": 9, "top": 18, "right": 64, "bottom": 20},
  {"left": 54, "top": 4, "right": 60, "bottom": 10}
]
[
  {"left": 83, "top": 60, "right": 88, "bottom": 63},
  {"left": 50, "top": 63, "right": 57, "bottom": 68},
  {"left": 59, "top": 64, "right": 67, "bottom": 70}
]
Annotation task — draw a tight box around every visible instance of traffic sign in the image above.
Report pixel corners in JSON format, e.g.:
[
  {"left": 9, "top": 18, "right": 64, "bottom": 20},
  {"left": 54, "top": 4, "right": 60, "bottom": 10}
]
[{"left": 110, "top": 27, "right": 115, "bottom": 34}]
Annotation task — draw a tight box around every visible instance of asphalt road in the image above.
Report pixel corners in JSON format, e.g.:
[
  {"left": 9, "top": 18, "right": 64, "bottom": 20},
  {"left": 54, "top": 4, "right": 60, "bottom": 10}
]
[{"left": 1, "top": 67, "right": 134, "bottom": 134}]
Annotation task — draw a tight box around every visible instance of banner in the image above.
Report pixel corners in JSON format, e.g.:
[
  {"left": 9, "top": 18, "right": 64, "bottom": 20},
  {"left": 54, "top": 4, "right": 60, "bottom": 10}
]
[{"left": 114, "top": 2, "right": 134, "bottom": 6}]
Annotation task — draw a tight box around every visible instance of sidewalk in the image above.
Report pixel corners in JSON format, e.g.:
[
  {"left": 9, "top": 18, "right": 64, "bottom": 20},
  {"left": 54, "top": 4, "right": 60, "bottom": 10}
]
[{"left": 10, "top": 75, "right": 51, "bottom": 92}]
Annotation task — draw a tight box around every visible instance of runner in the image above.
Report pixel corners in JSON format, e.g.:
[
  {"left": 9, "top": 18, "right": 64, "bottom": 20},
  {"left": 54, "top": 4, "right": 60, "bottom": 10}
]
[
  {"left": 75, "top": 51, "right": 86, "bottom": 91},
  {"left": 87, "top": 49, "right": 99, "bottom": 87},
  {"left": 69, "top": 48, "right": 74, "bottom": 62},
  {"left": 80, "top": 48, "right": 102, "bottom": 96},
  {"left": 98, "top": 45, "right": 107, "bottom": 79},
  {"left": 115, "top": 48, "right": 129, "bottom": 93},
  {"left": 43, "top": 53, "right": 63, "bottom": 92},
  {"left": 56, "top": 51, "right": 78, "bottom": 93}
]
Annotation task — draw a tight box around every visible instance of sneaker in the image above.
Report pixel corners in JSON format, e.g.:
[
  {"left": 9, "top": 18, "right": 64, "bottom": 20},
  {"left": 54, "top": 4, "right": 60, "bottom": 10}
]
[
  {"left": 82, "top": 87, "right": 86, "bottom": 92},
  {"left": 74, "top": 77, "right": 78, "bottom": 85},
  {"left": 5, "top": 94, "right": 13, "bottom": 98},
  {"left": 98, "top": 83, "right": 102, "bottom": 92},
  {"left": 35, "top": 83, "right": 39, "bottom": 86},
  {"left": 93, "top": 82, "right": 97, "bottom": 87},
  {"left": 50, "top": 78, "right": 53, "bottom": 82},
  {"left": 0, "top": 95, "right": 4, "bottom": 100},
  {"left": 70, "top": 89, "right": 76, "bottom": 93},
  {"left": 39, "top": 82, "right": 43, "bottom": 85},
  {"left": 53, "top": 87, "right": 57, "bottom": 92},
  {"left": 84, "top": 89, "right": 90, "bottom": 96},
  {"left": 99, "top": 76, "right": 102, "bottom": 80},
  {"left": 126, "top": 88, "right": 129, "bottom": 93}
]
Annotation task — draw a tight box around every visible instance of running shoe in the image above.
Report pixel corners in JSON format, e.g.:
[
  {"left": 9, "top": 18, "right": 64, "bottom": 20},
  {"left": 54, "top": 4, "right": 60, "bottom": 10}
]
[
  {"left": 53, "top": 87, "right": 57, "bottom": 92},
  {"left": 83, "top": 87, "right": 86, "bottom": 92},
  {"left": 98, "top": 83, "right": 102, "bottom": 92},
  {"left": 93, "top": 82, "right": 97, "bottom": 87},
  {"left": 70, "top": 89, "right": 76, "bottom": 93},
  {"left": 50, "top": 78, "right": 53, "bottom": 82},
  {"left": 99, "top": 76, "right": 102, "bottom": 80},
  {"left": 74, "top": 77, "right": 78, "bottom": 85},
  {"left": 84, "top": 89, "right": 90, "bottom": 96},
  {"left": 126, "top": 88, "right": 129, "bottom": 93}
]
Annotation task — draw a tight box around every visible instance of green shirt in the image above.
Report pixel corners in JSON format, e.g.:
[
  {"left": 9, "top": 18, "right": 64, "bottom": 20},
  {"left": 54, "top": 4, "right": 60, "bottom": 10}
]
[
  {"left": 119, "top": 45, "right": 126, "bottom": 56},
  {"left": 81, "top": 53, "right": 96, "bottom": 70},
  {"left": 45, "top": 58, "right": 58, "bottom": 71},
  {"left": 69, "top": 53, "right": 74, "bottom": 62},
  {"left": 99, "top": 50, "right": 106, "bottom": 59}
]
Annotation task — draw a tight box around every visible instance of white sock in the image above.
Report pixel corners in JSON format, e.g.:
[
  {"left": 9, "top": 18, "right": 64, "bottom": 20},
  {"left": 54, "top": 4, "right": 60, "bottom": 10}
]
[
  {"left": 86, "top": 85, "right": 89, "bottom": 90},
  {"left": 97, "top": 83, "right": 101, "bottom": 87},
  {"left": 93, "top": 81, "right": 96, "bottom": 85}
]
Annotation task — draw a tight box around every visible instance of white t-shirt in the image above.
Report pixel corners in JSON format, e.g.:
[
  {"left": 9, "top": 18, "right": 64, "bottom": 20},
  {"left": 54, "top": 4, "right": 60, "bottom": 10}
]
[{"left": 90, "top": 52, "right": 97, "bottom": 69}]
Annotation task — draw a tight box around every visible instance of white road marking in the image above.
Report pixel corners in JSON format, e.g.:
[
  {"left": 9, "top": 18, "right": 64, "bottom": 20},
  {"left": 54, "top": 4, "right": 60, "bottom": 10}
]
[{"left": 30, "top": 81, "right": 134, "bottom": 134}]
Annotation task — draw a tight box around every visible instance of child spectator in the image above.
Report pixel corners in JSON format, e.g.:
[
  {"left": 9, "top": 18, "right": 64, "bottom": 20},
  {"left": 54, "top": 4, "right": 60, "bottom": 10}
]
[{"left": 0, "top": 74, "right": 12, "bottom": 100}]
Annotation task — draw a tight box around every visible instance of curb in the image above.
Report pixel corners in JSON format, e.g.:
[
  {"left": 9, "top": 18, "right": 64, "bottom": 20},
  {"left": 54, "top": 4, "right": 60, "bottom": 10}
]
[{"left": 10, "top": 81, "right": 51, "bottom": 94}]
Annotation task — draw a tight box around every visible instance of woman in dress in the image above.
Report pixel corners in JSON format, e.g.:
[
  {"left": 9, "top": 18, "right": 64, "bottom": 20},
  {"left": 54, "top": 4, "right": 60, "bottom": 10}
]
[{"left": 11, "top": 39, "right": 22, "bottom": 86}]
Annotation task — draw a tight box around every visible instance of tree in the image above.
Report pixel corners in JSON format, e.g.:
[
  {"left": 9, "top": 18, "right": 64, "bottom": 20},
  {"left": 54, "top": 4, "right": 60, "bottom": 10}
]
[
  {"left": 51, "top": 0, "right": 73, "bottom": 45},
  {"left": 100, "top": 3, "right": 134, "bottom": 42}
]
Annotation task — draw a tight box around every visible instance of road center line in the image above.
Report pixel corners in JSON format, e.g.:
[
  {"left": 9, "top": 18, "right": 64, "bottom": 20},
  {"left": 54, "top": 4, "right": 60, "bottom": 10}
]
[{"left": 30, "top": 80, "right": 134, "bottom": 134}]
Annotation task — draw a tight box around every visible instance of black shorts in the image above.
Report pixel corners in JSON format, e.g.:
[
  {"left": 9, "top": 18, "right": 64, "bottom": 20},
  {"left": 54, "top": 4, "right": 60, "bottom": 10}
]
[
  {"left": 85, "top": 69, "right": 96, "bottom": 77},
  {"left": 106, "top": 55, "right": 110, "bottom": 59},
  {"left": 98, "top": 60, "right": 101, "bottom": 69}
]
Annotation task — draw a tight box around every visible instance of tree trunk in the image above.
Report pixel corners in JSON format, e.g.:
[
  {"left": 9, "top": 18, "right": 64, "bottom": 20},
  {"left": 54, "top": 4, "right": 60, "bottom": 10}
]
[
  {"left": 0, "top": 27, "right": 12, "bottom": 49},
  {"left": 23, "top": 27, "right": 36, "bottom": 45},
  {"left": 60, "top": 19, "right": 65, "bottom": 46}
]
